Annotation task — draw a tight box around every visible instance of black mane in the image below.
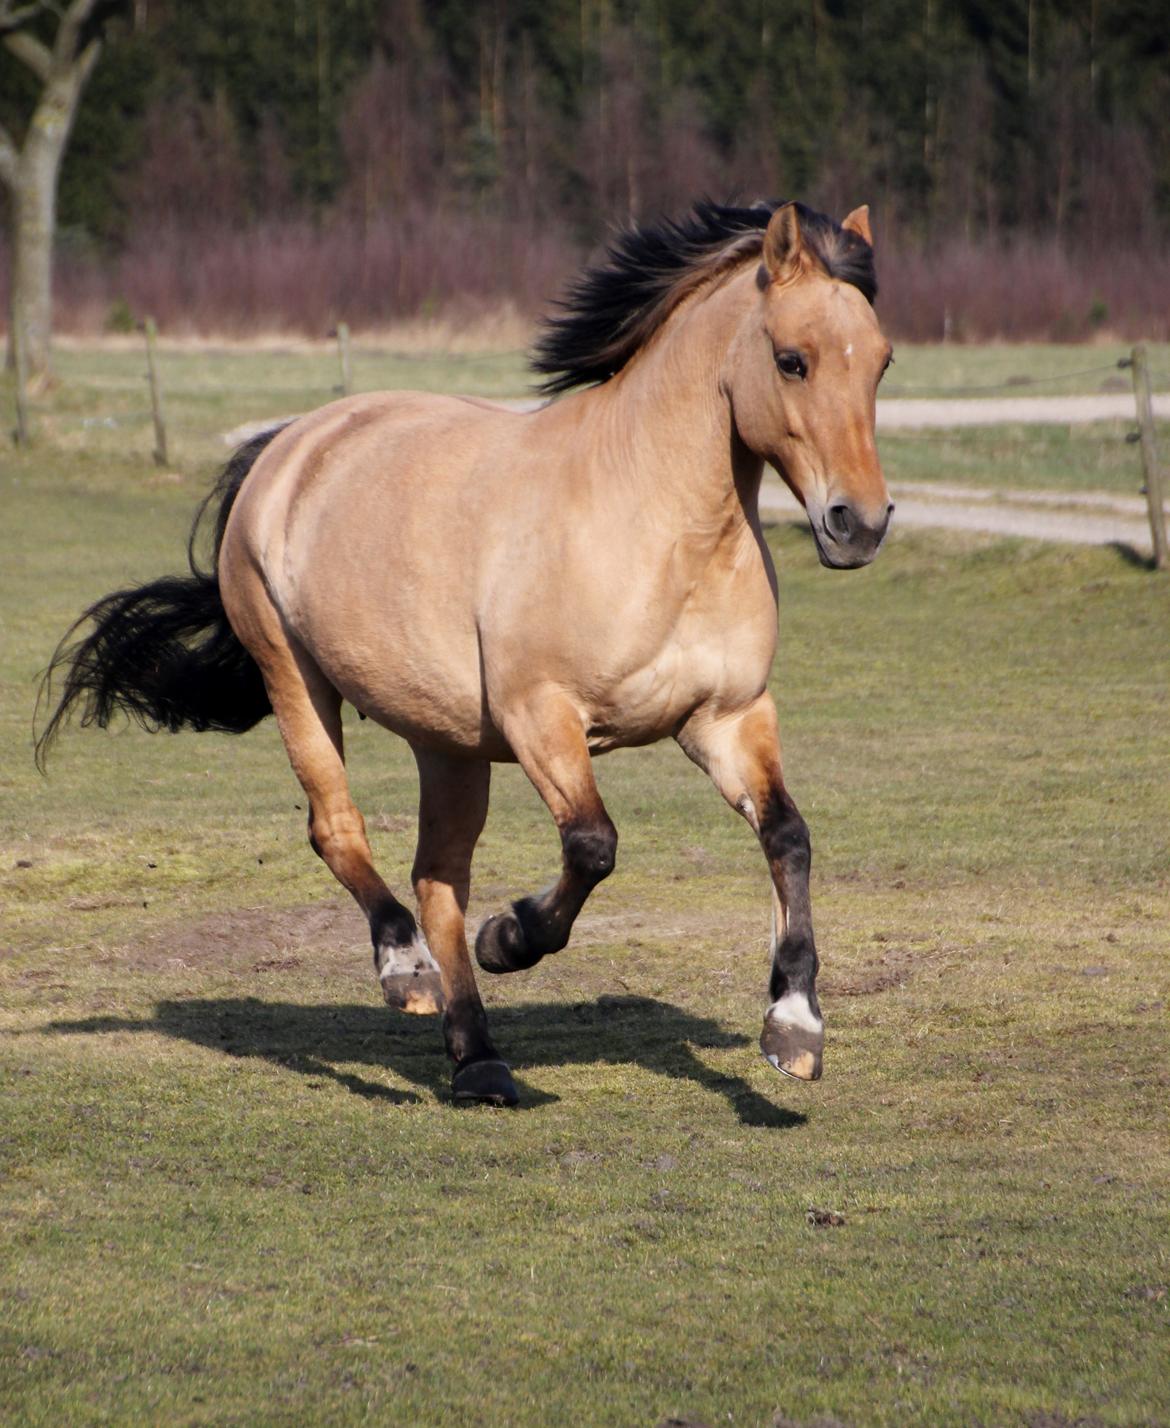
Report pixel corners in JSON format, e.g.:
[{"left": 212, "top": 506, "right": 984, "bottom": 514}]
[{"left": 531, "top": 199, "right": 877, "bottom": 396}]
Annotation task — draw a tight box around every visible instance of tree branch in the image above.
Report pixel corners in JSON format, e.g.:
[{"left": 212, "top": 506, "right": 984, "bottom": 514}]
[
  {"left": 0, "top": 2, "right": 46, "bottom": 37},
  {"left": 77, "top": 33, "right": 100, "bottom": 85},
  {"left": 0, "top": 121, "right": 18, "bottom": 189},
  {"left": 54, "top": 0, "right": 105, "bottom": 66},
  {"left": 3, "top": 27, "right": 52, "bottom": 80}
]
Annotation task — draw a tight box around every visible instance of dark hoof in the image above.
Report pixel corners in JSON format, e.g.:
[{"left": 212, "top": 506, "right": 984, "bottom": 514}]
[
  {"left": 381, "top": 968, "right": 444, "bottom": 1015},
  {"left": 475, "top": 912, "right": 541, "bottom": 975},
  {"left": 760, "top": 1016, "right": 824, "bottom": 1082},
  {"left": 451, "top": 1057, "right": 519, "bottom": 1108}
]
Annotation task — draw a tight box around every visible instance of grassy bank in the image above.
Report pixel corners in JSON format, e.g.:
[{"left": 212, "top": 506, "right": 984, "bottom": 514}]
[{"left": 2, "top": 413, "right": 1168, "bottom": 1424}]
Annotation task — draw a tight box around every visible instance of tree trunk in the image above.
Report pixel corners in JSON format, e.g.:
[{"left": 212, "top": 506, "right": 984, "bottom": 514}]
[
  {"left": 9, "top": 145, "right": 59, "bottom": 388},
  {"left": 2, "top": 31, "right": 100, "bottom": 390}
]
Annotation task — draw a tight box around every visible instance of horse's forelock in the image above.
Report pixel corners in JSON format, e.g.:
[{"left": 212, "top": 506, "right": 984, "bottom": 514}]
[{"left": 795, "top": 205, "right": 878, "bottom": 304}]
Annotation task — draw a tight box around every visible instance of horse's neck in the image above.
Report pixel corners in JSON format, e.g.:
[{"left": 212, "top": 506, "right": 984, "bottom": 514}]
[{"left": 584, "top": 268, "right": 763, "bottom": 526}]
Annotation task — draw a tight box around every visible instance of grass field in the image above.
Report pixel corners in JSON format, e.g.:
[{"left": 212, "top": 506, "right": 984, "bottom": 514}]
[
  {"left": 878, "top": 421, "right": 1163, "bottom": 496},
  {"left": 2, "top": 349, "right": 1169, "bottom": 1426}
]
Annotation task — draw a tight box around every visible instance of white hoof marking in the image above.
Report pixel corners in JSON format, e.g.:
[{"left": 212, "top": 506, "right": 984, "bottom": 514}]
[
  {"left": 378, "top": 930, "right": 439, "bottom": 982},
  {"left": 765, "top": 990, "right": 823, "bottom": 1035}
]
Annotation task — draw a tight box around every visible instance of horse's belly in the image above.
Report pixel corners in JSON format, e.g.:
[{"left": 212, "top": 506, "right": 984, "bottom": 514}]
[{"left": 314, "top": 635, "right": 509, "bottom": 757}]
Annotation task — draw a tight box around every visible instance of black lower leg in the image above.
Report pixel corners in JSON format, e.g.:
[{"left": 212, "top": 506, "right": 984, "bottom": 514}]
[
  {"left": 758, "top": 785, "right": 825, "bottom": 1080},
  {"left": 476, "top": 816, "right": 617, "bottom": 974},
  {"left": 369, "top": 892, "right": 419, "bottom": 965},
  {"left": 442, "top": 995, "right": 495, "bottom": 1065},
  {"left": 444, "top": 995, "right": 517, "bottom": 1107},
  {"left": 760, "top": 788, "right": 819, "bottom": 1008}
]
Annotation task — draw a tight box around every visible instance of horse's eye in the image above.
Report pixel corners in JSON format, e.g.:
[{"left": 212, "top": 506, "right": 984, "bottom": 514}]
[{"left": 775, "top": 350, "right": 807, "bottom": 380}]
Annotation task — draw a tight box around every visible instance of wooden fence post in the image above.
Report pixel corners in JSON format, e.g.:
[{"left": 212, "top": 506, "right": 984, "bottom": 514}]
[
  {"left": 11, "top": 290, "right": 30, "bottom": 447},
  {"left": 335, "top": 321, "right": 352, "bottom": 395},
  {"left": 143, "top": 316, "right": 168, "bottom": 467},
  {"left": 1129, "top": 345, "right": 1168, "bottom": 571}
]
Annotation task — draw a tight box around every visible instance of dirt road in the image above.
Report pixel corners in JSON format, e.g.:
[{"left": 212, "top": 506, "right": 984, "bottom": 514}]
[
  {"left": 876, "top": 392, "right": 1169, "bottom": 428},
  {"left": 759, "top": 479, "right": 1159, "bottom": 553}
]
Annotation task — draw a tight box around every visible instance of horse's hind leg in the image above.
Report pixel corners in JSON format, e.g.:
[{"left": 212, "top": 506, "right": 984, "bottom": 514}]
[
  {"left": 246, "top": 620, "right": 443, "bottom": 1013},
  {"left": 412, "top": 750, "right": 516, "bottom": 1107},
  {"left": 475, "top": 688, "right": 617, "bottom": 975}
]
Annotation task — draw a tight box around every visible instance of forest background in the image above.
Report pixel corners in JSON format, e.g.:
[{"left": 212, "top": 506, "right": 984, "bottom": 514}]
[{"left": 1, "top": 0, "right": 1168, "bottom": 343}]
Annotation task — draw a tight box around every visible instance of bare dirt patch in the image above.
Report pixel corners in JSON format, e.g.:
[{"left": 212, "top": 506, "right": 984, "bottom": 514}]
[
  {"left": 116, "top": 887, "right": 934, "bottom": 995},
  {"left": 130, "top": 899, "right": 365, "bottom": 975},
  {"left": 824, "top": 946, "right": 918, "bottom": 997}
]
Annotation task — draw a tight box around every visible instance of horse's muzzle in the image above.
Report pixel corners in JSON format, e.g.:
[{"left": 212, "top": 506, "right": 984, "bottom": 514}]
[{"left": 815, "top": 499, "right": 894, "bottom": 569}]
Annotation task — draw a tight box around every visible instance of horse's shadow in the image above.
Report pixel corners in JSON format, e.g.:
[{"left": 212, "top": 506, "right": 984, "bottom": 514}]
[{"left": 46, "top": 994, "right": 806, "bottom": 1129}]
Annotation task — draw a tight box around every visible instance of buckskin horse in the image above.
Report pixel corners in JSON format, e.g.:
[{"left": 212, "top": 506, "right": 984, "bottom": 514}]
[{"left": 38, "top": 200, "right": 894, "bottom": 1107}]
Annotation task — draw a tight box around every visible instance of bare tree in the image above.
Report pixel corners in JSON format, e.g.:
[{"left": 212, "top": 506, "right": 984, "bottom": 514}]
[{"left": 0, "top": 0, "right": 124, "bottom": 389}]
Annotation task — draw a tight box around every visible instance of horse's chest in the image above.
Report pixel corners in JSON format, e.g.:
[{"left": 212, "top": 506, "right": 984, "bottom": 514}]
[{"left": 585, "top": 586, "right": 777, "bottom": 749}]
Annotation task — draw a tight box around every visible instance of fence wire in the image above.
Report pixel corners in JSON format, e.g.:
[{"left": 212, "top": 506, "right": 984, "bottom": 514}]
[{"left": 883, "top": 359, "right": 1129, "bottom": 397}]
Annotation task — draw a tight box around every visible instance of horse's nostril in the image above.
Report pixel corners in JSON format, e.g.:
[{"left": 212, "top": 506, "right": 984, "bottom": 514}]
[{"left": 825, "top": 502, "right": 855, "bottom": 543}]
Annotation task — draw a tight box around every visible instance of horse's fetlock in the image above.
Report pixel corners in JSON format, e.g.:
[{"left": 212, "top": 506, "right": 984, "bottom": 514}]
[
  {"left": 769, "top": 934, "right": 819, "bottom": 1003},
  {"left": 514, "top": 896, "right": 572, "bottom": 957},
  {"left": 443, "top": 996, "right": 493, "bottom": 1065},
  {"left": 371, "top": 896, "right": 419, "bottom": 957}
]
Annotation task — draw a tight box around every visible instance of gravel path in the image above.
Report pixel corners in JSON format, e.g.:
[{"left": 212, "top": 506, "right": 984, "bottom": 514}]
[
  {"left": 759, "top": 479, "right": 1160, "bottom": 552},
  {"left": 876, "top": 392, "right": 1169, "bottom": 428}
]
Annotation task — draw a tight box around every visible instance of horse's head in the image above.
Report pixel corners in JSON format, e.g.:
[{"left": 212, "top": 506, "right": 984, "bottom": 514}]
[{"left": 726, "top": 202, "right": 893, "bottom": 569}]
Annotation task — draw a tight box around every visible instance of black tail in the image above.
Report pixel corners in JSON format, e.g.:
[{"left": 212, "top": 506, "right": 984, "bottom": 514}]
[{"left": 35, "top": 425, "right": 288, "bottom": 771}]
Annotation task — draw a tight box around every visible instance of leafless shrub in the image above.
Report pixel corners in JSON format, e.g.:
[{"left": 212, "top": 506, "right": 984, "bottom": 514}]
[
  {"left": 879, "top": 235, "right": 1170, "bottom": 342},
  {"left": 50, "top": 207, "right": 573, "bottom": 337}
]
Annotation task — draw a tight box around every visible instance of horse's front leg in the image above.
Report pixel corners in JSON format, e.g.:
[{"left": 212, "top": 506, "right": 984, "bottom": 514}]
[
  {"left": 475, "top": 687, "right": 617, "bottom": 975},
  {"left": 677, "top": 693, "right": 824, "bottom": 1082}
]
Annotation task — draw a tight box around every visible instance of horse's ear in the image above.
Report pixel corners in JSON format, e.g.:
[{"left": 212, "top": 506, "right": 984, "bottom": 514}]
[
  {"left": 761, "top": 203, "right": 805, "bottom": 285},
  {"left": 841, "top": 204, "right": 873, "bottom": 247}
]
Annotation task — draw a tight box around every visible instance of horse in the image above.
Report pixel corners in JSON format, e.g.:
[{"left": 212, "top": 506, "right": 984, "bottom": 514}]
[{"left": 38, "top": 199, "right": 894, "bottom": 1108}]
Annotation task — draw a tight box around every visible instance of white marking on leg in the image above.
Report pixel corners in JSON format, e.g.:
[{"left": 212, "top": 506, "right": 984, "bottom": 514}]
[
  {"left": 765, "top": 990, "right": 823, "bottom": 1035},
  {"left": 735, "top": 793, "right": 759, "bottom": 832},
  {"left": 378, "top": 929, "right": 439, "bottom": 981},
  {"left": 771, "top": 888, "right": 788, "bottom": 943}
]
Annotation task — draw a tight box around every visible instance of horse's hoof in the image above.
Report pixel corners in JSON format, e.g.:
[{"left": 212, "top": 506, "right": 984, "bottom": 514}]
[
  {"left": 381, "top": 968, "right": 444, "bottom": 1015},
  {"left": 451, "top": 1057, "right": 519, "bottom": 1108},
  {"left": 760, "top": 997, "right": 824, "bottom": 1082},
  {"left": 475, "top": 912, "right": 540, "bottom": 974}
]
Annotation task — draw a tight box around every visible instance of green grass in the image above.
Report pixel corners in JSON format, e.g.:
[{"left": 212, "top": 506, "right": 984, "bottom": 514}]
[
  {"left": 11, "top": 343, "right": 534, "bottom": 473},
  {"left": 879, "top": 419, "right": 1166, "bottom": 496},
  {"left": 881, "top": 341, "right": 1170, "bottom": 398},
  {"left": 2, "top": 358, "right": 1169, "bottom": 1426}
]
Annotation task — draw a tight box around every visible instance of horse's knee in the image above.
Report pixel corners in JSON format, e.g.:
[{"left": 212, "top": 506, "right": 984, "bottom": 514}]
[
  {"left": 760, "top": 791, "right": 810, "bottom": 877},
  {"left": 562, "top": 816, "right": 617, "bottom": 885}
]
